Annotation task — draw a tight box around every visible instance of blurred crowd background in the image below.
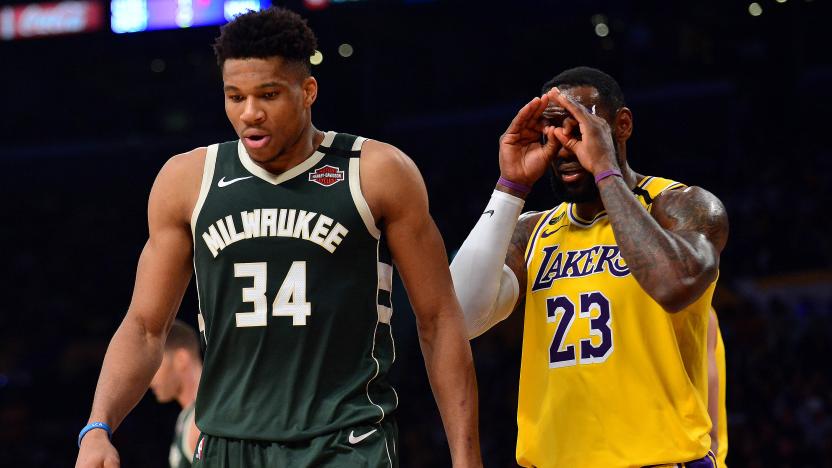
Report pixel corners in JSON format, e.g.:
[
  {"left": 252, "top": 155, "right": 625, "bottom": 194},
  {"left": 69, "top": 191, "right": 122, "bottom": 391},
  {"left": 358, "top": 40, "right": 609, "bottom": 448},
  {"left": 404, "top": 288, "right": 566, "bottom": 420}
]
[{"left": 2, "top": 0, "right": 831, "bottom": 466}]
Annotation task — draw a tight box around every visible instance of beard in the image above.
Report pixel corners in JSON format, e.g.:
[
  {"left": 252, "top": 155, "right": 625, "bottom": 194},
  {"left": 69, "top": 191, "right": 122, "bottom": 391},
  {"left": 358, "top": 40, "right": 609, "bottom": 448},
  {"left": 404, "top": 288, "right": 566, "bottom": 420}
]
[
  {"left": 548, "top": 169, "right": 600, "bottom": 203},
  {"left": 549, "top": 136, "right": 622, "bottom": 203}
]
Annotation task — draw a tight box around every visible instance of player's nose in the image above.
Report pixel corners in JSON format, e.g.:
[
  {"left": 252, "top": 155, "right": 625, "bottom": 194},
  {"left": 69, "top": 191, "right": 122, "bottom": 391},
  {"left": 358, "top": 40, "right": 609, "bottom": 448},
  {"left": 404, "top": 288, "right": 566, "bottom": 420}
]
[{"left": 240, "top": 100, "right": 266, "bottom": 125}]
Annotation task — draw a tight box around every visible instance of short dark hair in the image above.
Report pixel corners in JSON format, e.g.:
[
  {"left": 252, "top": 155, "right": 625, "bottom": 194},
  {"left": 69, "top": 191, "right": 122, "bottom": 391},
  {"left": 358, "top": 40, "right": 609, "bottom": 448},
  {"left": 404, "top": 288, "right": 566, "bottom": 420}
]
[
  {"left": 165, "top": 319, "right": 201, "bottom": 359},
  {"left": 541, "top": 66, "right": 626, "bottom": 113},
  {"left": 213, "top": 7, "right": 318, "bottom": 72}
]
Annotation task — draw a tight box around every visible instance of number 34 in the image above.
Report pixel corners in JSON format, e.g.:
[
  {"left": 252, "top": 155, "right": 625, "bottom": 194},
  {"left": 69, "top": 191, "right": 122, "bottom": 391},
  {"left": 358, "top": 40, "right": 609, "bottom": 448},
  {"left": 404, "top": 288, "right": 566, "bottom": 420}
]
[
  {"left": 547, "top": 292, "right": 613, "bottom": 368},
  {"left": 234, "top": 261, "right": 311, "bottom": 327}
]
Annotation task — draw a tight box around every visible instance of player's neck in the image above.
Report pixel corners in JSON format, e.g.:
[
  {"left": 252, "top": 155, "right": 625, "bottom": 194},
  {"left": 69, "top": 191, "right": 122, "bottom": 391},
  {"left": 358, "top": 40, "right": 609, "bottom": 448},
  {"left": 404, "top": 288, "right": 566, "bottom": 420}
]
[
  {"left": 256, "top": 124, "right": 324, "bottom": 175},
  {"left": 176, "top": 364, "right": 202, "bottom": 409}
]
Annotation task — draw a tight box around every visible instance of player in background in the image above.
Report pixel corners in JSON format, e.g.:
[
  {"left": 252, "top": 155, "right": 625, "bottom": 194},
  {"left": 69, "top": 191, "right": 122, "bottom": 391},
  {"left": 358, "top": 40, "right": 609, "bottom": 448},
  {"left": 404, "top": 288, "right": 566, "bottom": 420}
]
[{"left": 148, "top": 319, "right": 202, "bottom": 468}]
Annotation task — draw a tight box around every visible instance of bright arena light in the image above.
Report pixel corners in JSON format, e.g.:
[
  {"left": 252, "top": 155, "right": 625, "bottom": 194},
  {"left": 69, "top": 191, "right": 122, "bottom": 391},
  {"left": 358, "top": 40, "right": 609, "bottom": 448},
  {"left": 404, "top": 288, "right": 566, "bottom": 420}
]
[
  {"left": 338, "top": 43, "right": 353, "bottom": 58},
  {"left": 310, "top": 50, "right": 323, "bottom": 65},
  {"left": 749, "top": 2, "right": 763, "bottom": 15},
  {"left": 594, "top": 23, "right": 609, "bottom": 37},
  {"left": 776, "top": 0, "right": 787, "bottom": 3}
]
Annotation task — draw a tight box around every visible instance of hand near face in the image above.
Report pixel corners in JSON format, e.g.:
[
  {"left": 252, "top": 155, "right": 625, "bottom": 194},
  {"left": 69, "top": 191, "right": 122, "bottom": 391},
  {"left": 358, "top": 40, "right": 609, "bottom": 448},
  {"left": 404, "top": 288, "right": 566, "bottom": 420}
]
[
  {"left": 498, "top": 93, "right": 561, "bottom": 187},
  {"left": 548, "top": 88, "right": 619, "bottom": 175}
]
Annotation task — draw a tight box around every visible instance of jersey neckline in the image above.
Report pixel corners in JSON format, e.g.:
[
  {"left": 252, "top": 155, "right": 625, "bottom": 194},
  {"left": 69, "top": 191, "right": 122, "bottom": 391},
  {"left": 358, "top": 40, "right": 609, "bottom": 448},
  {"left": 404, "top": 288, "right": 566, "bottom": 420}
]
[
  {"left": 565, "top": 175, "right": 654, "bottom": 227},
  {"left": 236, "top": 131, "right": 336, "bottom": 185}
]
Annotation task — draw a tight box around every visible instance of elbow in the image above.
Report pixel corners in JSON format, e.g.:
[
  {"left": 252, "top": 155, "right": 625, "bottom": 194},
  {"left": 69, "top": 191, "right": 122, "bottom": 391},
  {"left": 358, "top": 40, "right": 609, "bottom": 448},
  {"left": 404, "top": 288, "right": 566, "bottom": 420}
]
[
  {"left": 651, "top": 268, "right": 718, "bottom": 313},
  {"left": 653, "top": 282, "right": 695, "bottom": 312}
]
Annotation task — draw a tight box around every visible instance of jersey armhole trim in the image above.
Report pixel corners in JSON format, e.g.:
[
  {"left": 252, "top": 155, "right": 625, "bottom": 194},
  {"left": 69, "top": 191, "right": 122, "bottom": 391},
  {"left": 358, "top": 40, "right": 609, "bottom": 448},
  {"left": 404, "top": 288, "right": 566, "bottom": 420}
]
[
  {"left": 349, "top": 157, "right": 382, "bottom": 240},
  {"left": 524, "top": 208, "right": 558, "bottom": 267},
  {"left": 190, "top": 144, "right": 219, "bottom": 239}
]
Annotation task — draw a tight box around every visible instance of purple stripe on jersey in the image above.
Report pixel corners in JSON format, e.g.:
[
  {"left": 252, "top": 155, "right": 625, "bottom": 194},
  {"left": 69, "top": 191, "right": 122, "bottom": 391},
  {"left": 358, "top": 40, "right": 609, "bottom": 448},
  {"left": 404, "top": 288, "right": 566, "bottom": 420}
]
[{"left": 524, "top": 209, "right": 558, "bottom": 265}]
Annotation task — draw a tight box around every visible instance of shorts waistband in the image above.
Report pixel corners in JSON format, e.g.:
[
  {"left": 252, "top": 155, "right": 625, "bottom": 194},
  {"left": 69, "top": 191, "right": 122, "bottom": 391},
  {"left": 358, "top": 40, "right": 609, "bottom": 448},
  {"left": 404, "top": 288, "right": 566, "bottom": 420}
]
[{"left": 644, "top": 450, "right": 717, "bottom": 468}]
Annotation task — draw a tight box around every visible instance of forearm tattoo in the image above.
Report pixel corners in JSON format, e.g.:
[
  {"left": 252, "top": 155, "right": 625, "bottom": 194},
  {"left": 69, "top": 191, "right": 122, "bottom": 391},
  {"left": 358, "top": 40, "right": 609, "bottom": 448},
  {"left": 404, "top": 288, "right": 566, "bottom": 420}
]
[
  {"left": 597, "top": 177, "right": 728, "bottom": 310},
  {"left": 505, "top": 211, "right": 544, "bottom": 312}
]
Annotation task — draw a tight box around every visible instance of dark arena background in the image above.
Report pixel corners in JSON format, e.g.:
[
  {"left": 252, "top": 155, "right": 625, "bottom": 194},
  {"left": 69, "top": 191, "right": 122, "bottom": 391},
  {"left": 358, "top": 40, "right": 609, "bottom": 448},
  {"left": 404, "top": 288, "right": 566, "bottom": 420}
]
[{"left": 2, "top": 0, "right": 831, "bottom": 466}]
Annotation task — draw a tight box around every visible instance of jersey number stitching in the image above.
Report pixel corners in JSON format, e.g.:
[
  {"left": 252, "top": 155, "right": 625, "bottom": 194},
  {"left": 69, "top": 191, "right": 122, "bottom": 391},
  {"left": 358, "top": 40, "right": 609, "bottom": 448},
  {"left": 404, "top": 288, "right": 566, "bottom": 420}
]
[
  {"left": 547, "top": 291, "right": 614, "bottom": 368},
  {"left": 234, "top": 261, "right": 312, "bottom": 327}
]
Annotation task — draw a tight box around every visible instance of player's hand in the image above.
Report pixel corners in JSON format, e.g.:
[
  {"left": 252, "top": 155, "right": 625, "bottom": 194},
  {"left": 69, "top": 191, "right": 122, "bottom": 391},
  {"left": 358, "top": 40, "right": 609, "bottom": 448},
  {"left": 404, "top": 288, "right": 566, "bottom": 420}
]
[
  {"left": 498, "top": 93, "right": 561, "bottom": 187},
  {"left": 548, "top": 88, "right": 619, "bottom": 175},
  {"left": 76, "top": 430, "right": 120, "bottom": 468}
]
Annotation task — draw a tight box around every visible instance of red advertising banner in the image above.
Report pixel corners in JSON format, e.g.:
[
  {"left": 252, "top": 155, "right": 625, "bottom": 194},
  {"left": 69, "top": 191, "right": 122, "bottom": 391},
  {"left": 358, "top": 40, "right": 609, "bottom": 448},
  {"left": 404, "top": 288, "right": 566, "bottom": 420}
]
[{"left": 1, "top": 1, "right": 103, "bottom": 40}]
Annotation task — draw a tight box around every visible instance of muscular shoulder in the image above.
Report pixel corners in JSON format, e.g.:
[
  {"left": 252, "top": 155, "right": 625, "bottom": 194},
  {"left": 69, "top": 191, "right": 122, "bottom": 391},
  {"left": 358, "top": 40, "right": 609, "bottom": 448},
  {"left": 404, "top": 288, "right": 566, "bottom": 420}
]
[
  {"left": 652, "top": 186, "right": 729, "bottom": 252},
  {"left": 502, "top": 210, "right": 546, "bottom": 302},
  {"left": 510, "top": 210, "right": 546, "bottom": 250},
  {"left": 359, "top": 140, "right": 427, "bottom": 222},
  {"left": 150, "top": 147, "right": 208, "bottom": 225},
  {"left": 360, "top": 139, "right": 420, "bottom": 181},
  {"left": 158, "top": 147, "right": 207, "bottom": 181},
  {"left": 518, "top": 210, "right": 546, "bottom": 231}
]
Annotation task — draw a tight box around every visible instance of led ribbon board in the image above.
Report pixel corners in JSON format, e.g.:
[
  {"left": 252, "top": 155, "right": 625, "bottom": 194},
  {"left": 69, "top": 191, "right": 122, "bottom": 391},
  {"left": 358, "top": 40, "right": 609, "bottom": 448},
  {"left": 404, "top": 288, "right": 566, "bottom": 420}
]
[
  {"left": 1, "top": 1, "right": 103, "bottom": 40},
  {"left": 110, "top": 0, "right": 270, "bottom": 33}
]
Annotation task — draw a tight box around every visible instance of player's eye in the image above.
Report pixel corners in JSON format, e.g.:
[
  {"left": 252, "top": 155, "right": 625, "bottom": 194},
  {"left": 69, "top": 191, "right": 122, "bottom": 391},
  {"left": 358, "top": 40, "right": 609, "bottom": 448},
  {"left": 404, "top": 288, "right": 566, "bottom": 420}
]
[
  {"left": 262, "top": 91, "right": 279, "bottom": 99},
  {"left": 228, "top": 95, "right": 245, "bottom": 103}
]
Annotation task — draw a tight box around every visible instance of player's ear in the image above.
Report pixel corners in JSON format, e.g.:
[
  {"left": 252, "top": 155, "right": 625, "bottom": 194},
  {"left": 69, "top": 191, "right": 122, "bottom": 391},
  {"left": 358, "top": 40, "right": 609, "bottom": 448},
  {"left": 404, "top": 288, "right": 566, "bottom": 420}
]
[
  {"left": 302, "top": 76, "right": 318, "bottom": 108},
  {"left": 173, "top": 348, "right": 189, "bottom": 370},
  {"left": 614, "top": 107, "right": 633, "bottom": 142}
]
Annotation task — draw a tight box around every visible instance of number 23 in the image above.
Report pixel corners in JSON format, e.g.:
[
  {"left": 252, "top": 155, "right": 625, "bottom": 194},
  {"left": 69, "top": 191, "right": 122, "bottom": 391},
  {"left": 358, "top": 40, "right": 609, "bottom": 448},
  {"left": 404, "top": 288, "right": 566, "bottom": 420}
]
[{"left": 547, "top": 292, "right": 613, "bottom": 368}]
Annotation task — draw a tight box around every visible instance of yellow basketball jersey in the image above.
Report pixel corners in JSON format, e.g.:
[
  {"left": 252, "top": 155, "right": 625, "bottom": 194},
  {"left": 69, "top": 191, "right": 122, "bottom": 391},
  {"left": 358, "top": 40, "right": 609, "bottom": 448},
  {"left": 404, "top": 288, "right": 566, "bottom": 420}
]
[
  {"left": 517, "top": 176, "right": 715, "bottom": 468},
  {"left": 716, "top": 325, "right": 728, "bottom": 467}
]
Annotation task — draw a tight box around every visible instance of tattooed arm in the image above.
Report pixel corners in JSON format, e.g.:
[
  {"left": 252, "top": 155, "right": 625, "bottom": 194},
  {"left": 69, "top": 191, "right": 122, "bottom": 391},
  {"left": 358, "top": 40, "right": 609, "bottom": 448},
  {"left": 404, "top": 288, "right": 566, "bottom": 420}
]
[
  {"left": 546, "top": 87, "right": 729, "bottom": 313},
  {"left": 503, "top": 209, "right": 545, "bottom": 313},
  {"left": 596, "top": 179, "right": 728, "bottom": 312}
]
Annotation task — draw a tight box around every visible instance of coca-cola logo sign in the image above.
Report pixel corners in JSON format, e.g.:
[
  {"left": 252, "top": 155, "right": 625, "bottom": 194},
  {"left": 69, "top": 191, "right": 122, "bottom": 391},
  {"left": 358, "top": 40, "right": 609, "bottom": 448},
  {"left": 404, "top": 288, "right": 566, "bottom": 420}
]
[{"left": 0, "top": 1, "right": 103, "bottom": 40}]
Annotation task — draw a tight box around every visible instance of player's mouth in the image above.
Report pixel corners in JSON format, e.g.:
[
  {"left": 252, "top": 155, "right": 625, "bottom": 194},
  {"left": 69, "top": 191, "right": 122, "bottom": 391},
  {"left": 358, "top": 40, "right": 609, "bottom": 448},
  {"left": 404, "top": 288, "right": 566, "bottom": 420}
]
[
  {"left": 243, "top": 132, "right": 271, "bottom": 149},
  {"left": 558, "top": 164, "right": 587, "bottom": 183}
]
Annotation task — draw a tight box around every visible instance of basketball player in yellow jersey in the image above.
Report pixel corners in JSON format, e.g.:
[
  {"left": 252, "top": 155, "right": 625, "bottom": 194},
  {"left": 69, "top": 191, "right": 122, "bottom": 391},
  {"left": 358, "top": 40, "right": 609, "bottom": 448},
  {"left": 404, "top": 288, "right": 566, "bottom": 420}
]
[
  {"left": 450, "top": 67, "right": 729, "bottom": 467},
  {"left": 707, "top": 309, "right": 729, "bottom": 466}
]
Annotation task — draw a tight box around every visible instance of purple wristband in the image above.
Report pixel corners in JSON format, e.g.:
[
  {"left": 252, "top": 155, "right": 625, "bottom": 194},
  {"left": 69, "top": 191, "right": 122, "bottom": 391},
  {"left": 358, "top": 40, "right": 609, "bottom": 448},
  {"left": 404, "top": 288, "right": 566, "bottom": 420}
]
[
  {"left": 497, "top": 176, "right": 532, "bottom": 194},
  {"left": 594, "top": 169, "right": 623, "bottom": 184}
]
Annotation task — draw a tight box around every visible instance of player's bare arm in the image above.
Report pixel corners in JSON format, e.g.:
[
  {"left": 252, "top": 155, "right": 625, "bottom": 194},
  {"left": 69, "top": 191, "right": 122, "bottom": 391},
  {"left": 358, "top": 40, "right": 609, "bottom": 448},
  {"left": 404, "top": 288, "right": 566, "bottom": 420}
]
[
  {"left": 549, "top": 88, "right": 729, "bottom": 312},
  {"left": 187, "top": 418, "right": 201, "bottom": 460},
  {"left": 707, "top": 309, "right": 720, "bottom": 454},
  {"left": 360, "top": 140, "right": 482, "bottom": 467},
  {"left": 76, "top": 149, "right": 205, "bottom": 468},
  {"left": 503, "top": 211, "right": 544, "bottom": 311}
]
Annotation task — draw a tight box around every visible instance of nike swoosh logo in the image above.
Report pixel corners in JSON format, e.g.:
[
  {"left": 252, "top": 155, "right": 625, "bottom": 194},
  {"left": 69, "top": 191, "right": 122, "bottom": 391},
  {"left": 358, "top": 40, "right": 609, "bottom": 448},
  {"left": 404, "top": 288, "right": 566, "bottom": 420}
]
[
  {"left": 483, "top": 209, "right": 495, "bottom": 217},
  {"left": 348, "top": 429, "right": 377, "bottom": 445},
  {"left": 540, "top": 225, "right": 567, "bottom": 238},
  {"left": 217, "top": 176, "right": 253, "bottom": 188}
]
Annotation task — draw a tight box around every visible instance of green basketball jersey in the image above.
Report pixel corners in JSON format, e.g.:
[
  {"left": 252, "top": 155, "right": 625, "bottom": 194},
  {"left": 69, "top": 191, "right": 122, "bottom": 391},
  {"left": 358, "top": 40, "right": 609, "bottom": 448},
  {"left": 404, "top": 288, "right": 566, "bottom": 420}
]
[{"left": 191, "top": 131, "right": 398, "bottom": 442}]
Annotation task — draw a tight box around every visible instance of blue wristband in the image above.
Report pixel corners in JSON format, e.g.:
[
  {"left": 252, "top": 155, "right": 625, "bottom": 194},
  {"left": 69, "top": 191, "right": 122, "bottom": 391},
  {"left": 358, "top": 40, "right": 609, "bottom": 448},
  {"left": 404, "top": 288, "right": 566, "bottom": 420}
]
[{"left": 78, "top": 422, "right": 112, "bottom": 448}]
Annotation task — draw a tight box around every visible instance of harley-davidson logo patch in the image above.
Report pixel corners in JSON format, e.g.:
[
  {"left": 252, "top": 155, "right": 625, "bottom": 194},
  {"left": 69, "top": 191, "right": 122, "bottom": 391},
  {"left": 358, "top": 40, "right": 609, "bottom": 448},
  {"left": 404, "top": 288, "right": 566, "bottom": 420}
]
[{"left": 308, "top": 165, "right": 345, "bottom": 187}]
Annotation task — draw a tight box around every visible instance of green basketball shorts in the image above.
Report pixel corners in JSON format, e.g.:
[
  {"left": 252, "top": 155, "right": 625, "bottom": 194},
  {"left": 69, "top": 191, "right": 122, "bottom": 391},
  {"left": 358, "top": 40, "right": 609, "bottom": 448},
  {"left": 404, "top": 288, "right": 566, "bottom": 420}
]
[{"left": 192, "top": 419, "right": 398, "bottom": 467}]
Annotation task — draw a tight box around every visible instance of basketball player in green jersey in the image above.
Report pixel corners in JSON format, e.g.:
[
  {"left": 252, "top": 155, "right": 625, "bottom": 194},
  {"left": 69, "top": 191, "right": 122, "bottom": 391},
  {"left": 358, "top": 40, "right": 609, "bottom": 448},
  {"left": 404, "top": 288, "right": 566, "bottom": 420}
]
[
  {"left": 148, "top": 320, "right": 201, "bottom": 468},
  {"left": 75, "top": 7, "right": 481, "bottom": 468}
]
